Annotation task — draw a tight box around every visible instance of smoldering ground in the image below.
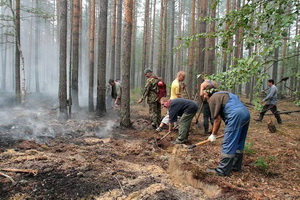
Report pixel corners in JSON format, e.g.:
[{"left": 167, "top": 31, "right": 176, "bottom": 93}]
[{"left": 0, "top": 92, "right": 117, "bottom": 148}]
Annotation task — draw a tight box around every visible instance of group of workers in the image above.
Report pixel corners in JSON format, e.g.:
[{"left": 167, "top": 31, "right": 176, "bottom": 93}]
[
  {"left": 107, "top": 69, "right": 282, "bottom": 177},
  {"left": 136, "top": 68, "right": 282, "bottom": 177}
]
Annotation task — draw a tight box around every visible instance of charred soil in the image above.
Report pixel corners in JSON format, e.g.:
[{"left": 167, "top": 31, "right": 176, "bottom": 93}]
[{"left": 0, "top": 93, "right": 299, "bottom": 199}]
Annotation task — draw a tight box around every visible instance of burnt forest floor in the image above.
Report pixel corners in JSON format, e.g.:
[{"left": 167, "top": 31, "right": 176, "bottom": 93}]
[{"left": 0, "top": 92, "right": 299, "bottom": 200}]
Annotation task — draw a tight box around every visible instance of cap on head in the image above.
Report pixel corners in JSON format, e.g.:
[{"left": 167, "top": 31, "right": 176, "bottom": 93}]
[{"left": 144, "top": 68, "right": 153, "bottom": 74}]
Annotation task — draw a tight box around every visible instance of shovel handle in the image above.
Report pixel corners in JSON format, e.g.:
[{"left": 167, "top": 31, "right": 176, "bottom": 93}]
[
  {"left": 158, "top": 131, "right": 171, "bottom": 141},
  {"left": 188, "top": 134, "right": 224, "bottom": 150}
]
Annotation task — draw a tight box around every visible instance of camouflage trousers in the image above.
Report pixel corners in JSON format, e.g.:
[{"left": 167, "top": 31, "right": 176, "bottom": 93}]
[{"left": 148, "top": 101, "right": 161, "bottom": 127}]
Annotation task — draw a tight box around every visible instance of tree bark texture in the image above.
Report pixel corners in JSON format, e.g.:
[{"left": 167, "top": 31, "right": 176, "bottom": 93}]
[
  {"left": 176, "top": 0, "right": 182, "bottom": 73},
  {"left": 157, "top": 0, "right": 164, "bottom": 78},
  {"left": 35, "top": 0, "right": 40, "bottom": 93},
  {"left": 188, "top": 0, "right": 195, "bottom": 98},
  {"left": 169, "top": 0, "right": 175, "bottom": 82},
  {"left": 88, "top": 0, "right": 95, "bottom": 112},
  {"left": 115, "top": 0, "right": 122, "bottom": 80},
  {"left": 71, "top": 0, "right": 80, "bottom": 109},
  {"left": 120, "top": 0, "right": 133, "bottom": 127},
  {"left": 110, "top": 0, "right": 117, "bottom": 79},
  {"left": 161, "top": 0, "right": 168, "bottom": 80},
  {"left": 58, "top": 0, "right": 68, "bottom": 121},
  {"left": 141, "top": 0, "right": 150, "bottom": 87},
  {"left": 96, "top": 0, "right": 108, "bottom": 116},
  {"left": 205, "top": 0, "right": 216, "bottom": 75},
  {"left": 15, "top": 0, "right": 21, "bottom": 104},
  {"left": 130, "top": 0, "right": 136, "bottom": 89},
  {"left": 150, "top": 0, "right": 156, "bottom": 74},
  {"left": 198, "top": 0, "right": 207, "bottom": 76}
]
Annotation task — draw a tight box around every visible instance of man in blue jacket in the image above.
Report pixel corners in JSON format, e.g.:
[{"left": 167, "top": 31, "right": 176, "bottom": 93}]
[
  {"left": 255, "top": 79, "right": 282, "bottom": 124},
  {"left": 203, "top": 85, "right": 250, "bottom": 176}
]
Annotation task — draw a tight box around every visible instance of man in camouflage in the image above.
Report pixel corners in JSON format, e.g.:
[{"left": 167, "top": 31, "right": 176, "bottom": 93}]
[{"left": 137, "top": 68, "right": 161, "bottom": 128}]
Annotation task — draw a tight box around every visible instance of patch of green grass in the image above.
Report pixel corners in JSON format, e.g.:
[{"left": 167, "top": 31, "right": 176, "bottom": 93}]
[{"left": 244, "top": 142, "right": 255, "bottom": 155}]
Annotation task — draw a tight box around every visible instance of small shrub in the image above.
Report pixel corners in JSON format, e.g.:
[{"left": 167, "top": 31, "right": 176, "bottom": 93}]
[
  {"left": 254, "top": 156, "right": 276, "bottom": 172},
  {"left": 254, "top": 157, "right": 268, "bottom": 171}
]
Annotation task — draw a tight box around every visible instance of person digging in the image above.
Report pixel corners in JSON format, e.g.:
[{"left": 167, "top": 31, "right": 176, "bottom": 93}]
[
  {"left": 199, "top": 77, "right": 218, "bottom": 134},
  {"left": 203, "top": 85, "right": 250, "bottom": 176},
  {"left": 160, "top": 97, "right": 198, "bottom": 144}
]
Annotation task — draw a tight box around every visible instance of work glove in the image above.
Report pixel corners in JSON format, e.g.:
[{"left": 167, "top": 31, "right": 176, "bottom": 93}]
[{"left": 208, "top": 134, "right": 216, "bottom": 142}]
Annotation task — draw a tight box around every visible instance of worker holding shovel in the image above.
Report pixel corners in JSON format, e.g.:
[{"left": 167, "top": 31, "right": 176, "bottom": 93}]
[
  {"left": 160, "top": 97, "right": 198, "bottom": 144},
  {"left": 203, "top": 85, "right": 250, "bottom": 176},
  {"left": 199, "top": 77, "right": 218, "bottom": 134}
]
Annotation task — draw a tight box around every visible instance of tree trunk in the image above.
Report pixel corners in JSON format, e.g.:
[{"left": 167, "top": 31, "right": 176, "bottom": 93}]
[
  {"left": 130, "top": 0, "right": 137, "bottom": 89},
  {"left": 1, "top": 5, "right": 7, "bottom": 91},
  {"left": 272, "top": 47, "right": 279, "bottom": 82},
  {"left": 157, "top": 0, "right": 164, "bottom": 77},
  {"left": 161, "top": 0, "right": 168, "bottom": 80},
  {"left": 96, "top": 0, "right": 108, "bottom": 116},
  {"left": 176, "top": 0, "right": 182, "bottom": 73},
  {"left": 141, "top": 0, "right": 150, "bottom": 87},
  {"left": 120, "top": 0, "right": 133, "bottom": 127},
  {"left": 245, "top": 47, "right": 252, "bottom": 98},
  {"left": 115, "top": 0, "right": 122, "bottom": 79},
  {"left": 188, "top": 0, "right": 195, "bottom": 97},
  {"left": 34, "top": 0, "right": 40, "bottom": 93},
  {"left": 68, "top": 0, "right": 73, "bottom": 117},
  {"left": 71, "top": 0, "right": 80, "bottom": 109},
  {"left": 150, "top": 0, "right": 156, "bottom": 74},
  {"left": 58, "top": 0, "right": 68, "bottom": 121},
  {"left": 110, "top": 0, "right": 117, "bottom": 79},
  {"left": 205, "top": 0, "right": 216, "bottom": 75},
  {"left": 234, "top": 0, "right": 243, "bottom": 94},
  {"left": 2, "top": 42, "right": 7, "bottom": 91},
  {"left": 198, "top": 0, "right": 207, "bottom": 76},
  {"left": 88, "top": 0, "right": 95, "bottom": 112},
  {"left": 15, "top": 0, "right": 21, "bottom": 104},
  {"left": 169, "top": 0, "right": 175, "bottom": 82},
  {"left": 222, "top": 0, "right": 230, "bottom": 73}
]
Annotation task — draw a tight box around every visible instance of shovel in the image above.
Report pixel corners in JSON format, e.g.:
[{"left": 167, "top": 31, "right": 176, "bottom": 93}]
[
  {"left": 187, "top": 134, "right": 224, "bottom": 150},
  {"left": 157, "top": 131, "right": 172, "bottom": 142},
  {"left": 195, "top": 101, "right": 204, "bottom": 128},
  {"left": 263, "top": 77, "right": 289, "bottom": 92}
]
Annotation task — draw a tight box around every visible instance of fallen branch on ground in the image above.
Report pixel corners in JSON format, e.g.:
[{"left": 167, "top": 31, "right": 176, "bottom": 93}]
[
  {"left": 1, "top": 168, "right": 38, "bottom": 175},
  {"left": 265, "top": 110, "right": 300, "bottom": 115},
  {"left": 114, "top": 176, "right": 126, "bottom": 196},
  {"left": 0, "top": 172, "right": 16, "bottom": 185}
]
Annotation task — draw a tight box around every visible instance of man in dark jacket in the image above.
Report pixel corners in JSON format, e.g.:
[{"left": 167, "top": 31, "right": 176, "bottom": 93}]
[{"left": 161, "top": 97, "right": 198, "bottom": 144}]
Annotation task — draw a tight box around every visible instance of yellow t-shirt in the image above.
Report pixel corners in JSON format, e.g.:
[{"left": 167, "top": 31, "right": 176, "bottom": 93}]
[{"left": 170, "top": 79, "right": 182, "bottom": 100}]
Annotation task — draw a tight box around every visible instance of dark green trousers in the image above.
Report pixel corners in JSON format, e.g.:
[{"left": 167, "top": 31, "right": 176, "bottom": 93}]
[{"left": 176, "top": 112, "right": 196, "bottom": 142}]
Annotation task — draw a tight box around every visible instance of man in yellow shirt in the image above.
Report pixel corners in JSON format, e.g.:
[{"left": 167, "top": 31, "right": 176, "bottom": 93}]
[
  {"left": 170, "top": 71, "right": 186, "bottom": 99},
  {"left": 156, "top": 71, "right": 186, "bottom": 132}
]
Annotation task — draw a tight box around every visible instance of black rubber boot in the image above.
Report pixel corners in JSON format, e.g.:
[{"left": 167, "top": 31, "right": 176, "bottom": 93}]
[
  {"left": 232, "top": 153, "right": 244, "bottom": 172},
  {"left": 215, "top": 157, "right": 235, "bottom": 176},
  {"left": 255, "top": 114, "right": 264, "bottom": 122},
  {"left": 204, "top": 127, "right": 210, "bottom": 135},
  {"left": 274, "top": 112, "right": 282, "bottom": 124}
]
